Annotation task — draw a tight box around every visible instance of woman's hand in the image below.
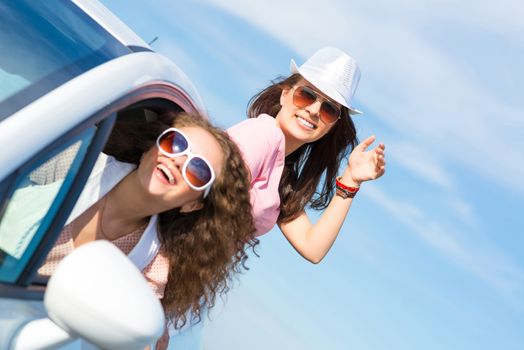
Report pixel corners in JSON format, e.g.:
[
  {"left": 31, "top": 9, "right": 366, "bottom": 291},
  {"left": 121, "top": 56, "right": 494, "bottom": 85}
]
[{"left": 342, "top": 135, "right": 386, "bottom": 185}]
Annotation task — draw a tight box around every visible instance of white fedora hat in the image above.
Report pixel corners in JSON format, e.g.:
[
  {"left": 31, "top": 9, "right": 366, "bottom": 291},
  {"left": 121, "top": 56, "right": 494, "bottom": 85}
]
[{"left": 290, "top": 47, "right": 362, "bottom": 115}]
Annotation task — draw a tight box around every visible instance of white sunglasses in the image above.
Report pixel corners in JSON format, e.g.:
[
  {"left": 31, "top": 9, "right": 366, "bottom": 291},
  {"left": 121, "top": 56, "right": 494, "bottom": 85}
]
[{"left": 156, "top": 128, "right": 216, "bottom": 198}]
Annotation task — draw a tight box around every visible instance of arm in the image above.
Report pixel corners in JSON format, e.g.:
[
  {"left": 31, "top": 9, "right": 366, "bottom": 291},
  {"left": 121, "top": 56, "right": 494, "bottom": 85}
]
[{"left": 279, "top": 135, "right": 386, "bottom": 263}]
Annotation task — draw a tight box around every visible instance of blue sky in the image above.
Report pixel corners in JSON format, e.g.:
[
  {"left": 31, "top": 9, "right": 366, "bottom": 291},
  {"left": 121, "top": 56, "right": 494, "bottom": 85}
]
[{"left": 102, "top": 1, "right": 524, "bottom": 349}]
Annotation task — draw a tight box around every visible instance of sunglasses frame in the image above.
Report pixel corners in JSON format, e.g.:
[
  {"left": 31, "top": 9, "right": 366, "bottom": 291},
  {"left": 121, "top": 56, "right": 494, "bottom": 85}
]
[
  {"left": 156, "top": 127, "right": 216, "bottom": 198},
  {"left": 292, "top": 85, "right": 341, "bottom": 124}
]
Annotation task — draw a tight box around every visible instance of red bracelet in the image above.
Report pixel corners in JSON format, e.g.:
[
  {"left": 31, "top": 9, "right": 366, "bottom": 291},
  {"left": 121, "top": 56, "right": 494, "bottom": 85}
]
[
  {"left": 336, "top": 177, "right": 359, "bottom": 193},
  {"left": 335, "top": 177, "right": 359, "bottom": 199}
]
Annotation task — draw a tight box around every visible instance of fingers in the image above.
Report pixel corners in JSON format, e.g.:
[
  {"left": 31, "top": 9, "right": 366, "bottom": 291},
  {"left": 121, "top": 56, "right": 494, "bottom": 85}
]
[
  {"left": 373, "top": 144, "right": 386, "bottom": 179},
  {"left": 373, "top": 143, "right": 385, "bottom": 161},
  {"left": 375, "top": 146, "right": 385, "bottom": 157},
  {"left": 357, "top": 135, "right": 376, "bottom": 151},
  {"left": 351, "top": 136, "right": 387, "bottom": 179},
  {"left": 375, "top": 152, "right": 386, "bottom": 178},
  {"left": 358, "top": 136, "right": 386, "bottom": 153},
  {"left": 376, "top": 164, "right": 386, "bottom": 178}
]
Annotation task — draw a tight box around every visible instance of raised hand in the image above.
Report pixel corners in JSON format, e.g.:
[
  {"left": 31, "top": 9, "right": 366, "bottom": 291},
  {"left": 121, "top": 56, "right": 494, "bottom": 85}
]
[{"left": 344, "top": 135, "right": 386, "bottom": 185}]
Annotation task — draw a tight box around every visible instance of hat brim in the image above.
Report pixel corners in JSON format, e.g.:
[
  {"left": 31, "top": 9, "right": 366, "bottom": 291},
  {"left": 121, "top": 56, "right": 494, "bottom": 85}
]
[{"left": 290, "top": 59, "right": 362, "bottom": 115}]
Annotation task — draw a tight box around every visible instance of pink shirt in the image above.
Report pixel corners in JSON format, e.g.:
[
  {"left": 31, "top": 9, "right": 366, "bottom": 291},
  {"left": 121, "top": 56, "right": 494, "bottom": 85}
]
[
  {"left": 39, "top": 222, "right": 169, "bottom": 298},
  {"left": 227, "top": 114, "right": 285, "bottom": 236}
]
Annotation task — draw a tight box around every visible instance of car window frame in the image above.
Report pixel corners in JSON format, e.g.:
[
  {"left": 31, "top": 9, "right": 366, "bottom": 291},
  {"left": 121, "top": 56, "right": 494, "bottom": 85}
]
[
  {"left": 0, "top": 174, "right": 16, "bottom": 221},
  {"left": 0, "top": 112, "right": 115, "bottom": 290},
  {"left": 0, "top": 82, "right": 201, "bottom": 300},
  {"left": 17, "top": 115, "right": 116, "bottom": 286}
]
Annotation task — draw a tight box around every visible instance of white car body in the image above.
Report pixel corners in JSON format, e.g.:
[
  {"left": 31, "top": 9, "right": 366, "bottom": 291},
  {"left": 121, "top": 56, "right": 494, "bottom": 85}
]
[{"left": 0, "top": 0, "right": 207, "bottom": 348}]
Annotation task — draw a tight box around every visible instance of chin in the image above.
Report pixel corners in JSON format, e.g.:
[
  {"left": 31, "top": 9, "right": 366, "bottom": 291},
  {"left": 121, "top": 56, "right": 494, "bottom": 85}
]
[
  {"left": 289, "top": 128, "right": 318, "bottom": 144},
  {"left": 146, "top": 178, "right": 171, "bottom": 196}
]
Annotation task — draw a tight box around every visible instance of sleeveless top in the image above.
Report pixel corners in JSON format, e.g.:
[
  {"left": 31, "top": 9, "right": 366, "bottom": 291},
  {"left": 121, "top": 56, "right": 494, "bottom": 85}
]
[
  {"left": 38, "top": 153, "right": 167, "bottom": 297},
  {"left": 38, "top": 222, "right": 169, "bottom": 298}
]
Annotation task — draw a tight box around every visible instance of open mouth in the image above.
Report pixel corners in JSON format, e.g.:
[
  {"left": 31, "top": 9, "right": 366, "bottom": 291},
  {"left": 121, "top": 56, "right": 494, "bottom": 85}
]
[
  {"left": 296, "top": 115, "right": 317, "bottom": 130},
  {"left": 157, "top": 163, "right": 175, "bottom": 185}
]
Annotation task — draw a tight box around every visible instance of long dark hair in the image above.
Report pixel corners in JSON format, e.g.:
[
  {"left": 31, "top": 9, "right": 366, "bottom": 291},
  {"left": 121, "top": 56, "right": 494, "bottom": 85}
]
[
  {"left": 105, "top": 111, "right": 257, "bottom": 328},
  {"left": 247, "top": 74, "right": 358, "bottom": 222}
]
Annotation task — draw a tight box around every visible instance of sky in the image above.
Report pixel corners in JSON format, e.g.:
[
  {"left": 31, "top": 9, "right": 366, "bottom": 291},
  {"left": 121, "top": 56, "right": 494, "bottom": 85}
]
[{"left": 102, "top": 1, "right": 524, "bottom": 349}]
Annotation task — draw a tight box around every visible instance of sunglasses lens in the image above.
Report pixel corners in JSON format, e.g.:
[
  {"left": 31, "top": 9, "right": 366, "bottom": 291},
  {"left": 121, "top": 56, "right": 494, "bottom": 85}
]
[
  {"left": 159, "top": 130, "right": 188, "bottom": 155},
  {"left": 320, "top": 101, "right": 341, "bottom": 123},
  {"left": 186, "top": 156, "right": 213, "bottom": 188},
  {"left": 293, "top": 86, "right": 340, "bottom": 123},
  {"left": 293, "top": 86, "right": 317, "bottom": 108}
]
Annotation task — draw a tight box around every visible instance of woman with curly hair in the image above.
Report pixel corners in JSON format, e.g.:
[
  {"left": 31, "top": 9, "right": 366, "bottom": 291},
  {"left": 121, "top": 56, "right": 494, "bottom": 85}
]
[
  {"left": 228, "top": 47, "right": 386, "bottom": 263},
  {"left": 39, "top": 112, "right": 256, "bottom": 348}
]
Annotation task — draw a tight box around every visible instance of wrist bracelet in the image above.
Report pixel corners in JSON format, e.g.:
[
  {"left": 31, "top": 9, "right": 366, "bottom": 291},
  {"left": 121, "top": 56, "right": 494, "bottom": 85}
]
[
  {"left": 336, "top": 187, "right": 357, "bottom": 199},
  {"left": 335, "top": 177, "right": 359, "bottom": 199},
  {"left": 336, "top": 177, "right": 359, "bottom": 192}
]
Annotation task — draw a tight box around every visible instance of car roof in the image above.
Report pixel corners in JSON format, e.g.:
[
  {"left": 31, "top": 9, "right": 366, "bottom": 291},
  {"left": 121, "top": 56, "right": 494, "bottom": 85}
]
[
  {"left": 0, "top": 52, "right": 205, "bottom": 181},
  {"left": 72, "top": 0, "right": 151, "bottom": 50}
]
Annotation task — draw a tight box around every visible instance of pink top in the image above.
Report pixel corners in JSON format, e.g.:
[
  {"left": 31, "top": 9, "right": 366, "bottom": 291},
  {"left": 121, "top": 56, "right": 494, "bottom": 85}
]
[
  {"left": 39, "top": 223, "right": 170, "bottom": 298},
  {"left": 227, "top": 114, "right": 286, "bottom": 236}
]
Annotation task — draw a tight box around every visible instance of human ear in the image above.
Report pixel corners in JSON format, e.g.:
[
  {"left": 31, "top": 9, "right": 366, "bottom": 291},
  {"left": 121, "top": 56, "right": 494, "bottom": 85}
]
[
  {"left": 179, "top": 200, "right": 204, "bottom": 213},
  {"left": 280, "top": 87, "right": 292, "bottom": 106}
]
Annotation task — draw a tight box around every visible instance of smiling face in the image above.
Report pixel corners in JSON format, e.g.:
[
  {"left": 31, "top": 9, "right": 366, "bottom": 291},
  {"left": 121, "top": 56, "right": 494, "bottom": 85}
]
[
  {"left": 275, "top": 78, "right": 340, "bottom": 155},
  {"left": 137, "top": 125, "right": 224, "bottom": 212}
]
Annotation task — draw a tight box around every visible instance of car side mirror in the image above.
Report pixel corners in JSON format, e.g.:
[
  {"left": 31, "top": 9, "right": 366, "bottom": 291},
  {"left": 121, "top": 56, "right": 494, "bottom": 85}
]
[{"left": 13, "top": 240, "right": 165, "bottom": 350}]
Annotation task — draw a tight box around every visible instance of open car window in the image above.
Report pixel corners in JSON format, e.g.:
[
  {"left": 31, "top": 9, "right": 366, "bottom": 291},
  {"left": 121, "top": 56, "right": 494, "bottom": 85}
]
[{"left": 0, "top": 127, "right": 96, "bottom": 283}]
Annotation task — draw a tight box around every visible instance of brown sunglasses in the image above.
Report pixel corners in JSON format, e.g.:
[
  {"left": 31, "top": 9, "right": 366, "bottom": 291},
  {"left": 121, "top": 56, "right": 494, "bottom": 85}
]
[{"left": 292, "top": 85, "right": 341, "bottom": 124}]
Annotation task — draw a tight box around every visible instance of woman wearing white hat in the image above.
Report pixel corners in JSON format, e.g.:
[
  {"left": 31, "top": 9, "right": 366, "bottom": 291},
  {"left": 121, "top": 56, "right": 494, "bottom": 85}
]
[{"left": 228, "top": 46, "right": 386, "bottom": 263}]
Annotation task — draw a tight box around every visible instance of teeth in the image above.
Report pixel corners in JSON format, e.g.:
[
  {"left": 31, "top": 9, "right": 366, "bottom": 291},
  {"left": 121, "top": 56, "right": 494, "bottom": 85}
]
[
  {"left": 297, "top": 116, "right": 316, "bottom": 129},
  {"left": 157, "top": 164, "right": 175, "bottom": 184}
]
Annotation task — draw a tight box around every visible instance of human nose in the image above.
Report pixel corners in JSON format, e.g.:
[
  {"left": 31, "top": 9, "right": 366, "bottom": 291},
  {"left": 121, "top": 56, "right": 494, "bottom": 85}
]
[
  {"left": 171, "top": 154, "right": 188, "bottom": 168},
  {"left": 305, "top": 100, "right": 322, "bottom": 118}
]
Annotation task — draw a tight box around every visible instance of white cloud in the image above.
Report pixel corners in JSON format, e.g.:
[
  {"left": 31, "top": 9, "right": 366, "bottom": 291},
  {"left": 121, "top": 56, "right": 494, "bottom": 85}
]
[
  {"left": 388, "top": 140, "right": 454, "bottom": 189},
  {"left": 448, "top": 198, "right": 476, "bottom": 225},
  {"left": 200, "top": 0, "right": 524, "bottom": 46},
  {"left": 364, "top": 184, "right": 524, "bottom": 305},
  {"left": 408, "top": 0, "right": 524, "bottom": 44},
  {"left": 204, "top": 286, "right": 310, "bottom": 350}
]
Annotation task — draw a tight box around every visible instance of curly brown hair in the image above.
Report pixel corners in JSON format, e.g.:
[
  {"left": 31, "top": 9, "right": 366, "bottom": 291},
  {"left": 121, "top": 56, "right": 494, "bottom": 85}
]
[
  {"left": 247, "top": 74, "right": 358, "bottom": 222},
  {"left": 105, "top": 111, "right": 257, "bottom": 328},
  {"left": 158, "top": 113, "right": 257, "bottom": 328}
]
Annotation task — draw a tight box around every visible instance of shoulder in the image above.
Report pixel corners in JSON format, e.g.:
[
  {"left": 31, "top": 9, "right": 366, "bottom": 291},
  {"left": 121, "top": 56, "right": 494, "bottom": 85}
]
[
  {"left": 227, "top": 114, "right": 284, "bottom": 149},
  {"left": 227, "top": 115, "right": 285, "bottom": 179}
]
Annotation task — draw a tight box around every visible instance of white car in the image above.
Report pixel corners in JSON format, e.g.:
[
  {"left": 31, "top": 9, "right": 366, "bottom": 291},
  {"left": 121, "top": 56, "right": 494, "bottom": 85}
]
[{"left": 0, "top": 0, "right": 207, "bottom": 348}]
